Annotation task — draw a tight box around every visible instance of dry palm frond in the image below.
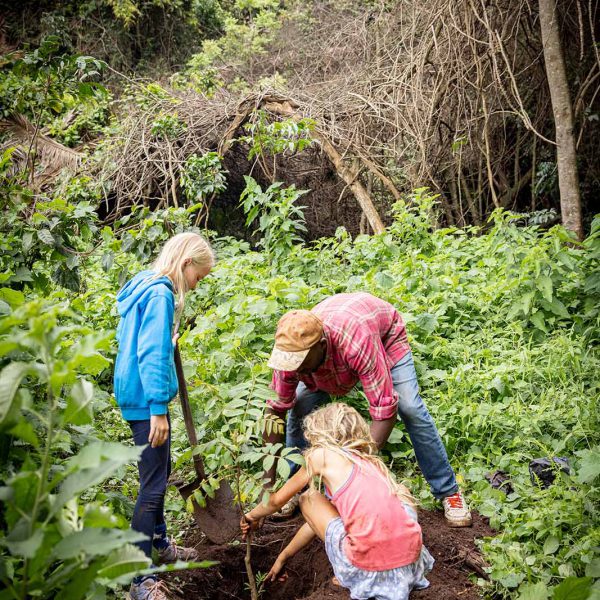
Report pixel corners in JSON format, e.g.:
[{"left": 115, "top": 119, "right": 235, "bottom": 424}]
[{"left": 0, "top": 113, "right": 83, "bottom": 173}]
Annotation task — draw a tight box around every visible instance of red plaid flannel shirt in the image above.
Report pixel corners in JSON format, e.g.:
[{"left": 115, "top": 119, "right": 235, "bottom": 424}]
[{"left": 269, "top": 293, "right": 410, "bottom": 420}]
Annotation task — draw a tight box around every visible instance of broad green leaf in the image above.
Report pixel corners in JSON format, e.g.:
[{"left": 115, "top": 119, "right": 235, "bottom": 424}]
[
  {"left": 518, "top": 582, "right": 549, "bottom": 600},
  {"left": 4, "top": 528, "right": 44, "bottom": 559},
  {"left": 83, "top": 505, "right": 119, "bottom": 529},
  {"left": 53, "top": 443, "right": 142, "bottom": 513},
  {"left": 0, "top": 555, "right": 15, "bottom": 581},
  {"left": 585, "top": 558, "right": 600, "bottom": 578},
  {"left": 53, "top": 528, "right": 147, "bottom": 560},
  {"left": 556, "top": 251, "right": 575, "bottom": 270},
  {"left": 577, "top": 448, "right": 600, "bottom": 483},
  {"left": 499, "top": 572, "right": 525, "bottom": 588},
  {"left": 0, "top": 288, "right": 25, "bottom": 307},
  {"left": 262, "top": 454, "right": 275, "bottom": 472},
  {"left": 64, "top": 379, "right": 94, "bottom": 425},
  {"left": 101, "top": 252, "right": 114, "bottom": 272},
  {"left": 96, "top": 544, "right": 150, "bottom": 579},
  {"left": 387, "top": 428, "right": 405, "bottom": 444},
  {"left": 58, "top": 558, "right": 104, "bottom": 600},
  {"left": 552, "top": 577, "right": 592, "bottom": 600},
  {"left": 66, "top": 441, "right": 142, "bottom": 471},
  {"left": 414, "top": 313, "right": 438, "bottom": 335},
  {"left": 0, "top": 362, "right": 33, "bottom": 424},
  {"left": 540, "top": 298, "right": 570, "bottom": 319},
  {"left": 37, "top": 229, "right": 56, "bottom": 246},
  {"left": 21, "top": 231, "right": 34, "bottom": 253},
  {"left": 536, "top": 275, "right": 553, "bottom": 303},
  {"left": 584, "top": 271, "right": 600, "bottom": 294},
  {"left": 374, "top": 271, "right": 394, "bottom": 289},
  {"left": 8, "top": 419, "right": 39, "bottom": 447},
  {"left": 0, "top": 341, "right": 19, "bottom": 356},
  {"left": 277, "top": 458, "right": 291, "bottom": 480},
  {"left": 286, "top": 453, "right": 305, "bottom": 466},
  {"left": 543, "top": 535, "right": 560, "bottom": 555},
  {"left": 106, "top": 559, "right": 218, "bottom": 586},
  {"left": 530, "top": 311, "right": 547, "bottom": 332}
]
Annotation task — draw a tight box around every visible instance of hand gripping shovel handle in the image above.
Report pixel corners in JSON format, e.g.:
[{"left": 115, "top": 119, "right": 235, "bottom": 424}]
[{"left": 174, "top": 343, "right": 206, "bottom": 481}]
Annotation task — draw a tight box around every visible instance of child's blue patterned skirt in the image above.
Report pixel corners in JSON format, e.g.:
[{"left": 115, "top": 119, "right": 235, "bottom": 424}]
[{"left": 324, "top": 509, "right": 434, "bottom": 600}]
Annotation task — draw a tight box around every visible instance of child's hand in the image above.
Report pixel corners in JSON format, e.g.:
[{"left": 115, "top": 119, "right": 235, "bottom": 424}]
[
  {"left": 240, "top": 514, "right": 263, "bottom": 539},
  {"left": 149, "top": 415, "right": 169, "bottom": 448},
  {"left": 240, "top": 515, "right": 251, "bottom": 538},
  {"left": 267, "top": 555, "right": 288, "bottom": 583}
]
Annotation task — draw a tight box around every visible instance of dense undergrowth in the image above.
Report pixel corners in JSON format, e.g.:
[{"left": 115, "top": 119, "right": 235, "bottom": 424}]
[
  {"left": 1, "top": 19, "right": 599, "bottom": 600},
  {"left": 0, "top": 176, "right": 599, "bottom": 599}
]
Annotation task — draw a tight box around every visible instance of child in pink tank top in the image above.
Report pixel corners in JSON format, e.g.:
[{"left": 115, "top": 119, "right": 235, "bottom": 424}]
[{"left": 241, "top": 403, "right": 434, "bottom": 600}]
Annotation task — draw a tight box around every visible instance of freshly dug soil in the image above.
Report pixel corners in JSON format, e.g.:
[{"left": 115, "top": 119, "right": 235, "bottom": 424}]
[{"left": 166, "top": 510, "right": 494, "bottom": 600}]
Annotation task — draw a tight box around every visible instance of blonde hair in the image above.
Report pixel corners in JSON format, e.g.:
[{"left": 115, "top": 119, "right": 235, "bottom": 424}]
[
  {"left": 303, "top": 403, "right": 414, "bottom": 506},
  {"left": 151, "top": 232, "right": 214, "bottom": 320}
]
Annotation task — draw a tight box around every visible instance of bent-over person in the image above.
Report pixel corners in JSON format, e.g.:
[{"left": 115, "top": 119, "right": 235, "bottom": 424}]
[{"left": 263, "top": 292, "right": 471, "bottom": 528}]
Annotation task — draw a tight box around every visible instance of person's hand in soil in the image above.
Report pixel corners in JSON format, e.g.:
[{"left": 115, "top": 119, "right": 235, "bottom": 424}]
[{"left": 266, "top": 553, "right": 289, "bottom": 583}]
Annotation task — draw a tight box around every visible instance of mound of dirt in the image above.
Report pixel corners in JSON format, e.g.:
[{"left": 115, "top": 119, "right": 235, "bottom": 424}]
[{"left": 166, "top": 510, "right": 493, "bottom": 600}]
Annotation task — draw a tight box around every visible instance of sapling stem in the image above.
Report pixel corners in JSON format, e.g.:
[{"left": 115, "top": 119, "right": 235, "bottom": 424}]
[
  {"left": 235, "top": 458, "right": 259, "bottom": 600},
  {"left": 244, "top": 532, "right": 259, "bottom": 600}
]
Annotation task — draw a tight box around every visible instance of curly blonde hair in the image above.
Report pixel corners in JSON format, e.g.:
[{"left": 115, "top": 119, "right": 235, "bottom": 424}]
[{"left": 303, "top": 403, "right": 414, "bottom": 506}]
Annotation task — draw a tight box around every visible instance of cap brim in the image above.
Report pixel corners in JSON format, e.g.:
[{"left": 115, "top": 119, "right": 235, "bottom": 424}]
[{"left": 267, "top": 346, "right": 310, "bottom": 371}]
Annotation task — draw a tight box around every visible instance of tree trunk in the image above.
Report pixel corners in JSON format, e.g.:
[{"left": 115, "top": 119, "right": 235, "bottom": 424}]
[{"left": 538, "top": 0, "right": 584, "bottom": 239}]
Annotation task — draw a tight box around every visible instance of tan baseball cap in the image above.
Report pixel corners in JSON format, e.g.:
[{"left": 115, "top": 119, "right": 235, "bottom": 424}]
[{"left": 268, "top": 310, "right": 324, "bottom": 371}]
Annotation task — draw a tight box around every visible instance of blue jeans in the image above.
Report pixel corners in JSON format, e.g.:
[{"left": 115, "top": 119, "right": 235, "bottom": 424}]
[
  {"left": 285, "top": 352, "right": 458, "bottom": 499},
  {"left": 129, "top": 416, "right": 172, "bottom": 559}
]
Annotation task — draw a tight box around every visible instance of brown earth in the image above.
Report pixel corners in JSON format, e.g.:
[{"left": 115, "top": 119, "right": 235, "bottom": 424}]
[{"left": 165, "top": 509, "right": 494, "bottom": 600}]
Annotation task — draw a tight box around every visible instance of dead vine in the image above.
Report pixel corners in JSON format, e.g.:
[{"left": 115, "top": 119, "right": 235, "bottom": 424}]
[{"left": 94, "top": 0, "right": 599, "bottom": 228}]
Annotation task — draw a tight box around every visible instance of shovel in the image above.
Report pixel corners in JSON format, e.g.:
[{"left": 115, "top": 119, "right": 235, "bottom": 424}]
[{"left": 174, "top": 344, "right": 240, "bottom": 544}]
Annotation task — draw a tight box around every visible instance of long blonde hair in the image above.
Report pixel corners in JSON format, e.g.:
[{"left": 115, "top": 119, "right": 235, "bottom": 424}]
[
  {"left": 303, "top": 403, "right": 414, "bottom": 505},
  {"left": 151, "top": 232, "right": 214, "bottom": 320}
]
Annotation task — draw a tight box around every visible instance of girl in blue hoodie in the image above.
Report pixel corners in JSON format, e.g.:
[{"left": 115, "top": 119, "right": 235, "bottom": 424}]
[{"left": 114, "top": 232, "right": 214, "bottom": 600}]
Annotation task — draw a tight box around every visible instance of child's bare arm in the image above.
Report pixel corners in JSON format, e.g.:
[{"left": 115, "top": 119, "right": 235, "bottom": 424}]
[
  {"left": 242, "top": 467, "right": 310, "bottom": 534},
  {"left": 267, "top": 523, "right": 316, "bottom": 582}
]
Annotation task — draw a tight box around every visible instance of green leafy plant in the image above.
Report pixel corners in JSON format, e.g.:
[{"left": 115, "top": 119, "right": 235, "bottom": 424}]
[
  {"left": 150, "top": 113, "right": 187, "bottom": 140},
  {"left": 180, "top": 152, "right": 228, "bottom": 217},
  {"left": 0, "top": 173, "right": 99, "bottom": 292},
  {"left": 241, "top": 111, "right": 315, "bottom": 160},
  {"left": 0, "top": 297, "right": 150, "bottom": 598},
  {"left": 239, "top": 176, "right": 307, "bottom": 263},
  {"left": 0, "top": 36, "right": 106, "bottom": 123}
]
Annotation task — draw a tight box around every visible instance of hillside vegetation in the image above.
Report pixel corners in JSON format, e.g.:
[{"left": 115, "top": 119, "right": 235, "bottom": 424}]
[{"left": 0, "top": 1, "right": 599, "bottom": 598}]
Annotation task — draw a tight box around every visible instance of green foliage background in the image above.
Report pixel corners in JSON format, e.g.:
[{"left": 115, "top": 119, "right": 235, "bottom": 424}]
[
  {"left": 0, "top": 20, "right": 599, "bottom": 600},
  {"left": 2, "top": 179, "right": 598, "bottom": 597}
]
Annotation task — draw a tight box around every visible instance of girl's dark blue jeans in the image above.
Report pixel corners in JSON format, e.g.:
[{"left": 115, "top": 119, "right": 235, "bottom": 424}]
[{"left": 128, "top": 415, "right": 171, "bottom": 559}]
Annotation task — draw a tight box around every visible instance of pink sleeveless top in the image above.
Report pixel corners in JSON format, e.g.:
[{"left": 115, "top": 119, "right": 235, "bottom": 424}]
[{"left": 328, "top": 458, "right": 422, "bottom": 570}]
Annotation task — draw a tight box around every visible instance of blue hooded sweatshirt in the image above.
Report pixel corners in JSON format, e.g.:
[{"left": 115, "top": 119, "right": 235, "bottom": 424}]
[{"left": 114, "top": 270, "right": 179, "bottom": 421}]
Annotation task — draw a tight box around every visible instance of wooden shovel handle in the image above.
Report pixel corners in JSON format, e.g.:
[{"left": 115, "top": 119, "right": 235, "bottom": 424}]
[{"left": 174, "top": 343, "right": 206, "bottom": 481}]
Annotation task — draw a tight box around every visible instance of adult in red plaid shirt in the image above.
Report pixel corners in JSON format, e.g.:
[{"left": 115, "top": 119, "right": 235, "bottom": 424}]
[{"left": 264, "top": 292, "right": 471, "bottom": 527}]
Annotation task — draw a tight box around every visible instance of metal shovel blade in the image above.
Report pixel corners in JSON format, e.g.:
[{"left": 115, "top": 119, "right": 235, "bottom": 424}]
[{"left": 178, "top": 478, "right": 240, "bottom": 545}]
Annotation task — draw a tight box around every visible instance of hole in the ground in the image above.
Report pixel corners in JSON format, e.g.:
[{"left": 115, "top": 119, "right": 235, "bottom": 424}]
[{"left": 166, "top": 511, "right": 494, "bottom": 600}]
